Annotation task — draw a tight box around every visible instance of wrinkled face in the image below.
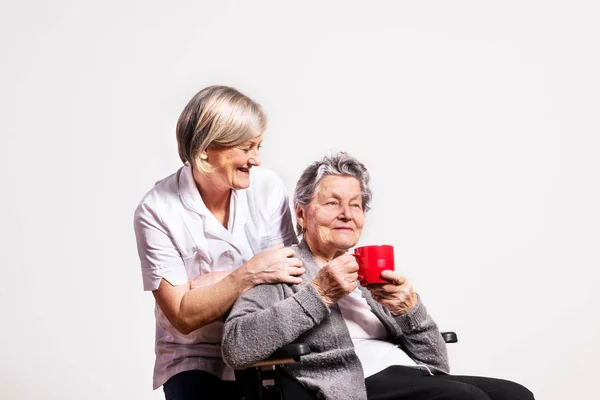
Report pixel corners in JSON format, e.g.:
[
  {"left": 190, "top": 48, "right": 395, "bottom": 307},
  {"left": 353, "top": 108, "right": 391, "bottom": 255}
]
[
  {"left": 203, "top": 134, "right": 263, "bottom": 190},
  {"left": 297, "top": 174, "right": 365, "bottom": 254}
]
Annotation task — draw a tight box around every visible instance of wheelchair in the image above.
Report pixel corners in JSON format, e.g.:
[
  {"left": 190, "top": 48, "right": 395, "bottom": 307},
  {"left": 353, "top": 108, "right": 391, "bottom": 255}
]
[{"left": 234, "top": 332, "right": 458, "bottom": 400}]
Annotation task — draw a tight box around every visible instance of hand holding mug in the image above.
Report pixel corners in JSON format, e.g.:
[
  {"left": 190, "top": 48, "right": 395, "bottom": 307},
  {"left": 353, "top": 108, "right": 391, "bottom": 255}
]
[
  {"left": 312, "top": 253, "right": 359, "bottom": 307},
  {"left": 367, "top": 270, "right": 418, "bottom": 315}
]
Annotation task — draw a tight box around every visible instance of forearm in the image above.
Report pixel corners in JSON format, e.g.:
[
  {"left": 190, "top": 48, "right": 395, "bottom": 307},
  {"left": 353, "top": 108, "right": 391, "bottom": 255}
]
[
  {"left": 222, "top": 284, "right": 329, "bottom": 369},
  {"left": 176, "top": 274, "right": 246, "bottom": 332},
  {"left": 161, "top": 267, "right": 255, "bottom": 334}
]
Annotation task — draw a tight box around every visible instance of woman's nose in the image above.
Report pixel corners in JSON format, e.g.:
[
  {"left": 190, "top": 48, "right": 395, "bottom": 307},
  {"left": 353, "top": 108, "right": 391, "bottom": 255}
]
[
  {"left": 249, "top": 150, "right": 261, "bottom": 166},
  {"left": 339, "top": 205, "right": 352, "bottom": 220}
]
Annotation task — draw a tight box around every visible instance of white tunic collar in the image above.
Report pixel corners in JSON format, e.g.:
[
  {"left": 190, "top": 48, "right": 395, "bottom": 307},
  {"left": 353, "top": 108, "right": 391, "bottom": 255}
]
[{"left": 177, "top": 164, "right": 253, "bottom": 260}]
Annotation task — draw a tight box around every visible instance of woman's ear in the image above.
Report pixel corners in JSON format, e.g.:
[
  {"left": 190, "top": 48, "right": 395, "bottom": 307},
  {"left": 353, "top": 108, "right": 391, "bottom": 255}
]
[
  {"left": 192, "top": 151, "right": 209, "bottom": 171},
  {"left": 295, "top": 204, "right": 306, "bottom": 231}
]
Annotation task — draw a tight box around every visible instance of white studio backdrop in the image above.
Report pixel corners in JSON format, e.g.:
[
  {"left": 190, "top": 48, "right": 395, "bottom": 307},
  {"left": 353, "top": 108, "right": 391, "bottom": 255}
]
[{"left": 1, "top": 1, "right": 599, "bottom": 399}]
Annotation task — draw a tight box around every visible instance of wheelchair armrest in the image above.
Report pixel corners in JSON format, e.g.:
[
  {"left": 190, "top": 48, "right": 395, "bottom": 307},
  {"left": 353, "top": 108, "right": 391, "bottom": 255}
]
[
  {"left": 250, "top": 343, "right": 312, "bottom": 368},
  {"left": 248, "top": 332, "right": 455, "bottom": 369},
  {"left": 268, "top": 343, "right": 311, "bottom": 360},
  {"left": 441, "top": 331, "right": 458, "bottom": 343}
]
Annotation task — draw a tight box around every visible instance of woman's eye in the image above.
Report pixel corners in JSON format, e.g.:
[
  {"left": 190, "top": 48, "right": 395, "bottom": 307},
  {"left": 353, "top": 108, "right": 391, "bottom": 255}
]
[
  {"left": 352, "top": 204, "right": 362, "bottom": 209},
  {"left": 326, "top": 201, "right": 338, "bottom": 206},
  {"left": 241, "top": 145, "right": 260, "bottom": 153}
]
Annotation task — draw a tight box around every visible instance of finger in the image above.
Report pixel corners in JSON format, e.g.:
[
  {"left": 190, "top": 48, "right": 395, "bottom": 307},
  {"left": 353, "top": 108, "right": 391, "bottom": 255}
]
[
  {"left": 324, "top": 260, "right": 344, "bottom": 273},
  {"left": 368, "top": 281, "right": 394, "bottom": 292},
  {"left": 371, "top": 292, "right": 383, "bottom": 303},
  {"left": 329, "top": 253, "right": 355, "bottom": 268},
  {"left": 341, "top": 279, "right": 358, "bottom": 294},
  {"left": 368, "top": 285, "right": 399, "bottom": 297},
  {"left": 339, "top": 253, "right": 357, "bottom": 262},
  {"left": 281, "top": 275, "right": 303, "bottom": 284},
  {"left": 285, "top": 257, "right": 303, "bottom": 268},
  {"left": 363, "top": 282, "right": 385, "bottom": 289},
  {"left": 267, "top": 243, "right": 285, "bottom": 250},
  {"left": 380, "top": 270, "right": 406, "bottom": 285},
  {"left": 365, "top": 284, "right": 380, "bottom": 293},
  {"left": 368, "top": 289, "right": 387, "bottom": 299},
  {"left": 381, "top": 283, "right": 403, "bottom": 293},
  {"left": 288, "top": 266, "right": 306, "bottom": 276},
  {"left": 277, "top": 247, "right": 296, "bottom": 258},
  {"left": 336, "top": 257, "right": 358, "bottom": 272},
  {"left": 343, "top": 265, "right": 359, "bottom": 275},
  {"left": 345, "top": 259, "right": 359, "bottom": 272}
]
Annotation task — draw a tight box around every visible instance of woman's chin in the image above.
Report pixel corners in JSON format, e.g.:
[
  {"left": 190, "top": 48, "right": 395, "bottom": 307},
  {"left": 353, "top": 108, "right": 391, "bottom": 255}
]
[
  {"left": 232, "top": 178, "right": 251, "bottom": 190},
  {"left": 232, "top": 171, "right": 251, "bottom": 189},
  {"left": 332, "top": 237, "right": 359, "bottom": 250}
]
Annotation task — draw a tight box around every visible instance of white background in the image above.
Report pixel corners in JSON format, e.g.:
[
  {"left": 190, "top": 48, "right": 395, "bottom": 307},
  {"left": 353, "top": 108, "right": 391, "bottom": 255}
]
[{"left": 1, "top": 1, "right": 599, "bottom": 399}]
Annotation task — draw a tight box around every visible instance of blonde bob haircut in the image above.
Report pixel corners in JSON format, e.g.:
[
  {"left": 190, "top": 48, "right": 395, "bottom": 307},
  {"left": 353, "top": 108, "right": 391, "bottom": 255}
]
[{"left": 176, "top": 85, "right": 267, "bottom": 173}]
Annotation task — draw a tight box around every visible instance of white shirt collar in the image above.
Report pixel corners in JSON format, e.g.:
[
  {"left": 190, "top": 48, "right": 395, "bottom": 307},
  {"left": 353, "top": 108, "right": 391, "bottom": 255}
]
[
  {"left": 178, "top": 164, "right": 210, "bottom": 216},
  {"left": 177, "top": 164, "right": 252, "bottom": 255}
]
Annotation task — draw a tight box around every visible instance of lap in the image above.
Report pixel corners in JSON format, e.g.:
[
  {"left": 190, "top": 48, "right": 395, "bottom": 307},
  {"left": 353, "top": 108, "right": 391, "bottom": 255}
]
[
  {"left": 163, "top": 370, "right": 241, "bottom": 400},
  {"left": 435, "top": 374, "right": 534, "bottom": 400},
  {"left": 365, "top": 366, "right": 534, "bottom": 400}
]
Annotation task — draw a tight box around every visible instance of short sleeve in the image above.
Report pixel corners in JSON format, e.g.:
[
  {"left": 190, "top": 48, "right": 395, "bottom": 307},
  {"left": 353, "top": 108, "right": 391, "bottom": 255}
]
[
  {"left": 266, "top": 175, "right": 298, "bottom": 247},
  {"left": 133, "top": 202, "right": 189, "bottom": 291}
]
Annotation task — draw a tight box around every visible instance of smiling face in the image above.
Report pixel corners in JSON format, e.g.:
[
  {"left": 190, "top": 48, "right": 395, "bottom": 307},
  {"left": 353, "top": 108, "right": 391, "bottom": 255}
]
[
  {"left": 297, "top": 174, "right": 365, "bottom": 258},
  {"left": 202, "top": 134, "right": 263, "bottom": 191}
]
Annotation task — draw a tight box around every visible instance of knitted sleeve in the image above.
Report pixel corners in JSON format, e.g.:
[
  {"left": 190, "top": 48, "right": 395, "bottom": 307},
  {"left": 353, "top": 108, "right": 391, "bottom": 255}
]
[
  {"left": 392, "top": 297, "right": 450, "bottom": 374},
  {"left": 222, "top": 282, "right": 330, "bottom": 369},
  {"left": 363, "top": 289, "right": 450, "bottom": 374}
]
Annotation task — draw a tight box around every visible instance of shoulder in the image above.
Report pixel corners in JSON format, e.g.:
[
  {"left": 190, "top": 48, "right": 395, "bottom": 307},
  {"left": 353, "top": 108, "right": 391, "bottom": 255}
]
[
  {"left": 292, "top": 242, "right": 313, "bottom": 263},
  {"left": 290, "top": 242, "right": 321, "bottom": 277},
  {"left": 133, "top": 167, "right": 183, "bottom": 223}
]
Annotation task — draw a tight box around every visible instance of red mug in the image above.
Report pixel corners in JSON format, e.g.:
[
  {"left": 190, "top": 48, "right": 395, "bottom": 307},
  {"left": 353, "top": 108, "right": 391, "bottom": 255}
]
[{"left": 352, "top": 245, "right": 395, "bottom": 284}]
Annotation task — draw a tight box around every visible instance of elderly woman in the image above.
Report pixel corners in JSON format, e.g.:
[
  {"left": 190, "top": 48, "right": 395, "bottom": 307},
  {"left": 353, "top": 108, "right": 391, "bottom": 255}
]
[
  {"left": 222, "top": 152, "right": 534, "bottom": 400},
  {"left": 133, "top": 86, "right": 304, "bottom": 399}
]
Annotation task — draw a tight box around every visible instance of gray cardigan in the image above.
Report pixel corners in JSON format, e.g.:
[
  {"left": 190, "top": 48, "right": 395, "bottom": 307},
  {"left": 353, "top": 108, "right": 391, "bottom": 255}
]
[{"left": 222, "top": 240, "right": 449, "bottom": 400}]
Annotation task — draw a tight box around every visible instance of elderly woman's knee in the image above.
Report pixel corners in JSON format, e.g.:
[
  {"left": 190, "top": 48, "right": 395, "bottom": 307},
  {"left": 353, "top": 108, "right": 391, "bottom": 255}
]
[
  {"left": 438, "top": 383, "right": 491, "bottom": 400},
  {"left": 489, "top": 378, "right": 535, "bottom": 400},
  {"left": 438, "top": 375, "right": 534, "bottom": 400}
]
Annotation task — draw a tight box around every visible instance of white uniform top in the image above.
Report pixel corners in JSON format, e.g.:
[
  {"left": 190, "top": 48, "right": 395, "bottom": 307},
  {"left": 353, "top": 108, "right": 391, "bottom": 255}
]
[
  {"left": 134, "top": 165, "right": 297, "bottom": 389},
  {"left": 338, "top": 288, "right": 431, "bottom": 378}
]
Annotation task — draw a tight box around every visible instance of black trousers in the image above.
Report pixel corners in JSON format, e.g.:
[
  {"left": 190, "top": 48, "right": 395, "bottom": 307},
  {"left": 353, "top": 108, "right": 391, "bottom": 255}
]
[
  {"left": 163, "top": 367, "right": 534, "bottom": 400},
  {"left": 365, "top": 366, "right": 535, "bottom": 400},
  {"left": 163, "top": 370, "right": 241, "bottom": 400}
]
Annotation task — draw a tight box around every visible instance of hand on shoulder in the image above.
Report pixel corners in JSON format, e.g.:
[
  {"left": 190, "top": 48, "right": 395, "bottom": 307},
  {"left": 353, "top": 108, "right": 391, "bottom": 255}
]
[{"left": 236, "top": 243, "right": 305, "bottom": 289}]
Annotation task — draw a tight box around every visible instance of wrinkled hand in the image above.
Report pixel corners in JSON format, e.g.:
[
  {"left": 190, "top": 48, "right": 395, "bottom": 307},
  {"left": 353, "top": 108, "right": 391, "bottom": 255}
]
[
  {"left": 189, "top": 271, "right": 231, "bottom": 290},
  {"left": 366, "top": 270, "right": 418, "bottom": 315},
  {"left": 312, "top": 253, "right": 359, "bottom": 307},
  {"left": 244, "top": 243, "right": 305, "bottom": 285}
]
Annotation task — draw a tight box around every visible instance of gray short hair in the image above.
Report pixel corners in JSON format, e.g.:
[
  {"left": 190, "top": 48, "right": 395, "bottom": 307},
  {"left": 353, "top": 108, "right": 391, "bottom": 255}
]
[{"left": 293, "top": 152, "right": 372, "bottom": 234}]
